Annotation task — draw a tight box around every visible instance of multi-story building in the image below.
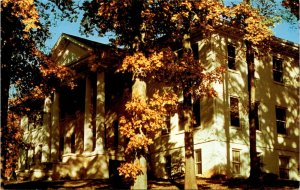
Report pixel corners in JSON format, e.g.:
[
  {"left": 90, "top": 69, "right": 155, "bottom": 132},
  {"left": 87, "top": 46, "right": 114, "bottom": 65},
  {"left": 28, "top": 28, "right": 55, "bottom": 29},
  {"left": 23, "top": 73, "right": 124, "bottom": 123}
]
[{"left": 17, "top": 31, "right": 299, "bottom": 181}]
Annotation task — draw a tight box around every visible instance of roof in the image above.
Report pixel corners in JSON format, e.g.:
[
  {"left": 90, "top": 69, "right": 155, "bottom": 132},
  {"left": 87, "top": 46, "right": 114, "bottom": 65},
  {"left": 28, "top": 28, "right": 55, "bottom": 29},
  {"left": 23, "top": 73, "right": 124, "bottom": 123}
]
[{"left": 61, "top": 33, "right": 113, "bottom": 51}]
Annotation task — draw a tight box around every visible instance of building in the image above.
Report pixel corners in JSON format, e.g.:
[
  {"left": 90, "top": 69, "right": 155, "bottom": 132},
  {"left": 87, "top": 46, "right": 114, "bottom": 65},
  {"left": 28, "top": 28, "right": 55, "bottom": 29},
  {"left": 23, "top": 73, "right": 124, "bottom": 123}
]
[{"left": 17, "top": 31, "right": 299, "bottom": 181}]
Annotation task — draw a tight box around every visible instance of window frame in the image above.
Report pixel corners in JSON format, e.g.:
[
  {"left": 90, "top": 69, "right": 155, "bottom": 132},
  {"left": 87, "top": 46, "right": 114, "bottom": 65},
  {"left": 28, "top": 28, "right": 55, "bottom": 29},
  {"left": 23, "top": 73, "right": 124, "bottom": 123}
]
[
  {"left": 230, "top": 97, "right": 240, "bottom": 127},
  {"left": 275, "top": 106, "right": 287, "bottom": 135},
  {"left": 273, "top": 57, "right": 284, "bottom": 83},
  {"left": 232, "top": 149, "right": 241, "bottom": 174},
  {"left": 195, "top": 149, "right": 202, "bottom": 175},
  {"left": 227, "top": 44, "right": 236, "bottom": 70}
]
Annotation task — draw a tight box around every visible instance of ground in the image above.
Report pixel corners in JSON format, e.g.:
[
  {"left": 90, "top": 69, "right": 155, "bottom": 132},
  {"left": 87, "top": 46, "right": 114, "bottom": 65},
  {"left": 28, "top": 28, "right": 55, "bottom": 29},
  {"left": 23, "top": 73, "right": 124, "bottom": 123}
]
[{"left": 2, "top": 177, "right": 299, "bottom": 190}]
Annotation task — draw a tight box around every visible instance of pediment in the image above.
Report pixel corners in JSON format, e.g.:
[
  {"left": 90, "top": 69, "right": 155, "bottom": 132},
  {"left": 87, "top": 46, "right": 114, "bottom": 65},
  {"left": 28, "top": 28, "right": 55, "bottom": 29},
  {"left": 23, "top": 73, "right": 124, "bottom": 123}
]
[{"left": 51, "top": 34, "right": 94, "bottom": 66}]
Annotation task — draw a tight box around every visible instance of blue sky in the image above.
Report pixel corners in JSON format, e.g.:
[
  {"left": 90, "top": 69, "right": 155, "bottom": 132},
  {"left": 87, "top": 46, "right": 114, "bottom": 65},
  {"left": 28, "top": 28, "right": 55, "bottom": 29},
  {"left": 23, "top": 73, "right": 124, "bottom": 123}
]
[{"left": 45, "top": 6, "right": 299, "bottom": 53}]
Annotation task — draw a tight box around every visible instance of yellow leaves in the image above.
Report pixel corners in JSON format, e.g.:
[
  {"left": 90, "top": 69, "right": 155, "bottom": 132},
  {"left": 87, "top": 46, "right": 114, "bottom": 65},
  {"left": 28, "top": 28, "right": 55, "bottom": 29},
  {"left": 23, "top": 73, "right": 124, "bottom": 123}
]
[
  {"left": 125, "top": 134, "right": 153, "bottom": 154},
  {"left": 33, "top": 48, "right": 76, "bottom": 89},
  {"left": 117, "top": 51, "right": 164, "bottom": 78},
  {"left": 118, "top": 89, "right": 177, "bottom": 180},
  {"left": 2, "top": 0, "right": 41, "bottom": 32},
  {"left": 118, "top": 162, "right": 142, "bottom": 180},
  {"left": 119, "top": 89, "right": 178, "bottom": 153}
]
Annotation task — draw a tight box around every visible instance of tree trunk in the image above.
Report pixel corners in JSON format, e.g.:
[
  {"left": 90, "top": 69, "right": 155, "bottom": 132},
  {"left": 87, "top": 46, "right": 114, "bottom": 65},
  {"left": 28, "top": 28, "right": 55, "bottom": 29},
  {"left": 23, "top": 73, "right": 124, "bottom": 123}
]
[
  {"left": 246, "top": 41, "right": 260, "bottom": 184},
  {"left": 184, "top": 109, "right": 198, "bottom": 190},
  {"left": 132, "top": 155, "right": 147, "bottom": 190},
  {"left": 131, "top": 78, "right": 147, "bottom": 190},
  {"left": 182, "top": 32, "right": 198, "bottom": 190}
]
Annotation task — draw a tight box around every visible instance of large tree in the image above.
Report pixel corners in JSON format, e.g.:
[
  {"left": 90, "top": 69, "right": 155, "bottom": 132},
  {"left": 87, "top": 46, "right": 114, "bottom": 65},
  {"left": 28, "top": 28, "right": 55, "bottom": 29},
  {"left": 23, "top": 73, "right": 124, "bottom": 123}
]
[
  {"left": 1, "top": 0, "right": 76, "bottom": 179},
  {"left": 79, "top": 1, "right": 229, "bottom": 189}
]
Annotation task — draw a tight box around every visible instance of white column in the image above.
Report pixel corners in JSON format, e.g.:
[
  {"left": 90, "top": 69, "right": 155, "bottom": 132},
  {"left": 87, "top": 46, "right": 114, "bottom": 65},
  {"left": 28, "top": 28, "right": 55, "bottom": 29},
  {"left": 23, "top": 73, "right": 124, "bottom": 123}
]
[
  {"left": 84, "top": 76, "right": 93, "bottom": 152},
  {"left": 95, "top": 72, "right": 106, "bottom": 153},
  {"left": 51, "top": 92, "right": 60, "bottom": 162},
  {"left": 42, "top": 95, "right": 52, "bottom": 162}
]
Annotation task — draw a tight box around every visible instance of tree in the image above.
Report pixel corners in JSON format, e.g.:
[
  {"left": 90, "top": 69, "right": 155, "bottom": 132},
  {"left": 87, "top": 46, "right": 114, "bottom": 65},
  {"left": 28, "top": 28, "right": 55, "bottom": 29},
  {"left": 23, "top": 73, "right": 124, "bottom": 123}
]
[
  {"left": 226, "top": 0, "right": 296, "bottom": 184},
  {"left": 1, "top": 112, "right": 27, "bottom": 180},
  {"left": 80, "top": 1, "right": 226, "bottom": 189},
  {"left": 1, "top": 0, "right": 76, "bottom": 179},
  {"left": 1, "top": 1, "right": 45, "bottom": 178},
  {"left": 282, "top": 0, "right": 299, "bottom": 19}
]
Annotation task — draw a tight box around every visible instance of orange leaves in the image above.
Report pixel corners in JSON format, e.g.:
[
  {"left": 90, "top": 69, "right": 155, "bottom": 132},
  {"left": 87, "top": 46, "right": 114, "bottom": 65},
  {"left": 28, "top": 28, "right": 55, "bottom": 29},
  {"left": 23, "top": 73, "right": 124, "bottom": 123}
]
[
  {"left": 33, "top": 48, "right": 77, "bottom": 90},
  {"left": 2, "top": 113, "right": 23, "bottom": 178},
  {"left": 118, "top": 89, "right": 177, "bottom": 180},
  {"left": 2, "top": 0, "right": 40, "bottom": 32},
  {"left": 119, "top": 90, "right": 178, "bottom": 154},
  {"left": 126, "top": 135, "right": 153, "bottom": 154},
  {"left": 117, "top": 51, "right": 165, "bottom": 78},
  {"left": 118, "top": 162, "right": 143, "bottom": 180}
]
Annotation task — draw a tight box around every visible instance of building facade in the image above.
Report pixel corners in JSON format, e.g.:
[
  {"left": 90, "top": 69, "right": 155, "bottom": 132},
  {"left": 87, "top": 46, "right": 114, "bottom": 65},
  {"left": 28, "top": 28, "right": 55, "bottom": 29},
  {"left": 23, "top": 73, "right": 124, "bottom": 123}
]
[{"left": 17, "top": 32, "right": 299, "bottom": 181}]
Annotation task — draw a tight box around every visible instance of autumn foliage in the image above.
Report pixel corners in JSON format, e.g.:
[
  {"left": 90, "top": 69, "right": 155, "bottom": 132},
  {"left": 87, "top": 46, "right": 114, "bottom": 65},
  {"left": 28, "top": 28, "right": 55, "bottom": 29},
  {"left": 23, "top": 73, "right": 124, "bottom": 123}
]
[
  {"left": 1, "top": 113, "right": 26, "bottom": 179},
  {"left": 118, "top": 90, "right": 177, "bottom": 180}
]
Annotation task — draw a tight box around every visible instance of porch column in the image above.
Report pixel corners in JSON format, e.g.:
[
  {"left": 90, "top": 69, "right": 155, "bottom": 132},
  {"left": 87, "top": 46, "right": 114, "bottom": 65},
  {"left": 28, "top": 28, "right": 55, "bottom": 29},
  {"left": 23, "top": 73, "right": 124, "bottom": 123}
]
[
  {"left": 51, "top": 92, "right": 60, "bottom": 162},
  {"left": 95, "top": 72, "right": 105, "bottom": 153},
  {"left": 84, "top": 76, "right": 93, "bottom": 152},
  {"left": 43, "top": 95, "right": 52, "bottom": 162}
]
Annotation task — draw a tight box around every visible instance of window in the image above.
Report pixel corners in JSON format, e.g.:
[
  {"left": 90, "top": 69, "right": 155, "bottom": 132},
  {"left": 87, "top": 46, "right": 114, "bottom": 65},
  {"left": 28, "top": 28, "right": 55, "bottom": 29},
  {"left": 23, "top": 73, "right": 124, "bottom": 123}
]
[
  {"left": 59, "top": 136, "right": 64, "bottom": 161},
  {"left": 113, "top": 120, "right": 119, "bottom": 148},
  {"left": 254, "top": 101, "right": 260, "bottom": 130},
  {"left": 195, "top": 149, "right": 202, "bottom": 175},
  {"left": 192, "top": 43, "right": 199, "bottom": 60},
  {"left": 71, "top": 131, "right": 75, "bottom": 153},
  {"left": 232, "top": 149, "right": 241, "bottom": 174},
  {"left": 279, "top": 156, "right": 289, "bottom": 179},
  {"left": 162, "top": 113, "right": 171, "bottom": 135},
  {"left": 165, "top": 155, "right": 172, "bottom": 178},
  {"left": 37, "top": 144, "right": 42, "bottom": 164},
  {"left": 276, "top": 107, "right": 287, "bottom": 135},
  {"left": 230, "top": 97, "right": 240, "bottom": 127},
  {"left": 273, "top": 57, "right": 283, "bottom": 83},
  {"left": 227, "top": 44, "right": 236, "bottom": 70},
  {"left": 193, "top": 99, "right": 200, "bottom": 127}
]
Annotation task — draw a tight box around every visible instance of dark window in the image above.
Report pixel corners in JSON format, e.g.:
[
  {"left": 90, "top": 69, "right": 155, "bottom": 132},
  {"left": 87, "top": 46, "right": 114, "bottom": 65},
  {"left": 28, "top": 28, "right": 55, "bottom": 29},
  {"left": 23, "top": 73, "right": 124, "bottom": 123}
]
[
  {"left": 195, "top": 149, "right": 202, "bottom": 174},
  {"left": 227, "top": 44, "right": 236, "bottom": 70},
  {"left": 165, "top": 155, "right": 172, "bottom": 178},
  {"left": 113, "top": 120, "right": 119, "bottom": 148},
  {"left": 255, "top": 102, "right": 260, "bottom": 130},
  {"left": 192, "top": 43, "right": 199, "bottom": 60},
  {"left": 279, "top": 156, "right": 289, "bottom": 179},
  {"left": 230, "top": 97, "right": 240, "bottom": 127},
  {"left": 59, "top": 136, "right": 64, "bottom": 161},
  {"left": 25, "top": 148, "right": 29, "bottom": 169},
  {"left": 232, "top": 149, "right": 241, "bottom": 174},
  {"left": 276, "top": 107, "right": 286, "bottom": 135},
  {"left": 273, "top": 57, "right": 283, "bottom": 83},
  {"left": 193, "top": 99, "right": 200, "bottom": 127},
  {"left": 71, "top": 131, "right": 75, "bottom": 153},
  {"left": 183, "top": 93, "right": 192, "bottom": 107},
  {"left": 37, "top": 144, "right": 42, "bottom": 164}
]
